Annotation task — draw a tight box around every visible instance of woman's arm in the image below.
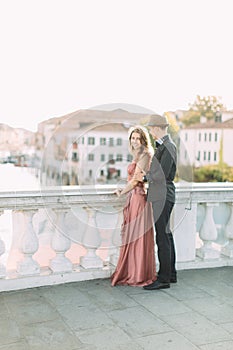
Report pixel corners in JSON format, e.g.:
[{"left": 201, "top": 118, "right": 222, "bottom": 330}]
[{"left": 116, "top": 153, "right": 150, "bottom": 197}]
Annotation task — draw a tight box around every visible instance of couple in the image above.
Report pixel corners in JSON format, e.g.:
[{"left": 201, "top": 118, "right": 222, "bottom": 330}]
[{"left": 111, "top": 114, "right": 177, "bottom": 290}]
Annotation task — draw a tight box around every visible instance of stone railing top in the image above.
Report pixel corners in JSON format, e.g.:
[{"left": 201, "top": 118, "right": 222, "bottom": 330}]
[
  {"left": 175, "top": 182, "right": 233, "bottom": 203},
  {"left": 0, "top": 183, "right": 233, "bottom": 210},
  {"left": 0, "top": 185, "right": 121, "bottom": 210}
]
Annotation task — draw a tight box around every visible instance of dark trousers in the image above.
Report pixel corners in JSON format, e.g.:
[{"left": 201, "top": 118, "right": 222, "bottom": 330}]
[{"left": 152, "top": 200, "right": 176, "bottom": 283}]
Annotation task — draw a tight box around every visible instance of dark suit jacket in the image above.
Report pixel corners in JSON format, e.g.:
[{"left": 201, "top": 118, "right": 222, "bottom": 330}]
[{"left": 146, "top": 134, "right": 177, "bottom": 203}]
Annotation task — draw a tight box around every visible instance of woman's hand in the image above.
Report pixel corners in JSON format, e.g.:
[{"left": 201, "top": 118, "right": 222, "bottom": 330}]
[
  {"left": 114, "top": 189, "right": 122, "bottom": 197},
  {"left": 133, "top": 170, "right": 145, "bottom": 182}
]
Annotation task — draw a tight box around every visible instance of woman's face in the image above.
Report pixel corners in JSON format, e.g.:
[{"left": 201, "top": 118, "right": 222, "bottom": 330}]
[{"left": 130, "top": 132, "right": 142, "bottom": 150}]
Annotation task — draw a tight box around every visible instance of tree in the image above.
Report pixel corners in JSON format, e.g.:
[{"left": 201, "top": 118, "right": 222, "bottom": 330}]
[
  {"left": 181, "top": 95, "right": 226, "bottom": 126},
  {"left": 164, "top": 112, "right": 180, "bottom": 141}
]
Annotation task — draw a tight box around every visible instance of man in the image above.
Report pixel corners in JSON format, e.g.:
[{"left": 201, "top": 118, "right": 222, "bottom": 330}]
[{"left": 135, "top": 114, "right": 177, "bottom": 290}]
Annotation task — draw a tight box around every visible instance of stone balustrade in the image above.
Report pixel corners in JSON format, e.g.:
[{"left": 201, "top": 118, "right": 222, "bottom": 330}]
[{"left": 0, "top": 183, "right": 233, "bottom": 291}]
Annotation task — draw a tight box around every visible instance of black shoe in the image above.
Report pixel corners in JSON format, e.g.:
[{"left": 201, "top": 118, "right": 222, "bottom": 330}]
[{"left": 143, "top": 280, "right": 170, "bottom": 290}]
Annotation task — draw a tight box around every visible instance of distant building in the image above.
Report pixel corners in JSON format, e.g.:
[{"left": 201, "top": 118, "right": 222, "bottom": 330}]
[
  {"left": 36, "top": 109, "right": 150, "bottom": 186},
  {"left": 0, "top": 123, "right": 35, "bottom": 164},
  {"left": 179, "top": 118, "right": 233, "bottom": 167}
]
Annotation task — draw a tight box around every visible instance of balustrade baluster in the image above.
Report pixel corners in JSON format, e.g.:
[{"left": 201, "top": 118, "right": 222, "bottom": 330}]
[
  {"left": 196, "top": 203, "right": 220, "bottom": 259},
  {"left": 108, "top": 205, "right": 123, "bottom": 267},
  {"left": 50, "top": 208, "right": 72, "bottom": 273},
  {"left": 17, "top": 210, "right": 40, "bottom": 275},
  {"left": 80, "top": 207, "right": 103, "bottom": 269},
  {"left": 222, "top": 202, "right": 233, "bottom": 258},
  {"left": 0, "top": 210, "right": 6, "bottom": 278}
]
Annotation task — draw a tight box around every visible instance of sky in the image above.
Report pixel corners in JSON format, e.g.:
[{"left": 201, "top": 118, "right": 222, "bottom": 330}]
[{"left": 1, "top": 0, "right": 233, "bottom": 132}]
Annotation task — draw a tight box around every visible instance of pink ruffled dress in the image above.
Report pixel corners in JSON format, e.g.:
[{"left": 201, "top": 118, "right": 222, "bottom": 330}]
[{"left": 111, "top": 161, "right": 157, "bottom": 286}]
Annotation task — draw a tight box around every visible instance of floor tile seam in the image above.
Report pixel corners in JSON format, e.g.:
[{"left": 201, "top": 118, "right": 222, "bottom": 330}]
[
  {"left": 158, "top": 310, "right": 211, "bottom": 325},
  {"left": 0, "top": 338, "right": 30, "bottom": 349},
  {"left": 43, "top": 293, "right": 91, "bottom": 310},
  {"left": 128, "top": 291, "right": 197, "bottom": 317},
  {"left": 198, "top": 339, "right": 233, "bottom": 346},
  {"left": 16, "top": 316, "right": 85, "bottom": 348},
  {"left": 83, "top": 302, "right": 141, "bottom": 341},
  {"left": 181, "top": 298, "right": 233, "bottom": 315},
  {"left": 97, "top": 305, "right": 179, "bottom": 342},
  {"left": 219, "top": 320, "right": 233, "bottom": 329},
  {"left": 159, "top": 312, "right": 233, "bottom": 344},
  {"left": 2, "top": 299, "right": 24, "bottom": 322},
  {"left": 12, "top": 311, "right": 65, "bottom": 330},
  {"left": 149, "top": 318, "right": 232, "bottom": 348},
  {"left": 193, "top": 336, "right": 233, "bottom": 347},
  {"left": 210, "top": 321, "right": 233, "bottom": 338},
  {"left": 124, "top": 301, "right": 188, "bottom": 333},
  {"left": 52, "top": 319, "right": 88, "bottom": 349},
  {"left": 73, "top": 322, "right": 133, "bottom": 344},
  {"left": 133, "top": 328, "right": 179, "bottom": 340},
  {"left": 57, "top": 308, "right": 121, "bottom": 343},
  {"left": 180, "top": 285, "right": 224, "bottom": 299},
  {"left": 3, "top": 298, "right": 55, "bottom": 311},
  {"left": 133, "top": 329, "right": 200, "bottom": 348},
  {"left": 101, "top": 301, "right": 145, "bottom": 312},
  {"left": 0, "top": 299, "right": 12, "bottom": 319},
  {"left": 177, "top": 301, "right": 233, "bottom": 326},
  {"left": 40, "top": 290, "right": 99, "bottom": 323}
]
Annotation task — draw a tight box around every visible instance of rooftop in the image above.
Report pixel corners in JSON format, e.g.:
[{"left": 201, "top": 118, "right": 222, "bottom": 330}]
[{"left": 183, "top": 118, "right": 233, "bottom": 130}]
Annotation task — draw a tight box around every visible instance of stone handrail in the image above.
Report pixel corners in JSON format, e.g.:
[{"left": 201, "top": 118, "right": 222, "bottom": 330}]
[{"left": 0, "top": 183, "right": 232, "bottom": 291}]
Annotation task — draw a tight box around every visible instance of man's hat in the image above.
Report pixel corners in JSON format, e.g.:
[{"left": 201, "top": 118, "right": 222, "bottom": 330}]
[{"left": 144, "top": 114, "right": 169, "bottom": 127}]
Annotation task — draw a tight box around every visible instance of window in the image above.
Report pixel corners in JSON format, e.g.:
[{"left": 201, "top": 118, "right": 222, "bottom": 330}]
[
  {"left": 209, "top": 133, "right": 212, "bottom": 142},
  {"left": 214, "top": 152, "right": 217, "bottom": 161},
  {"left": 116, "top": 138, "right": 122, "bottom": 146},
  {"left": 88, "top": 154, "right": 94, "bottom": 161},
  {"left": 127, "top": 154, "right": 133, "bottom": 162},
  {"left": 100, "top": 137, "right": 106, "bottom": 145},
  {"left": 215, "top": 113, "right": 222, "bottom": 122},
  {"left": 88, "top": 137, "right": 95, "bottom": 145},
  {"left": 109, "top": 138, "right": 114, "bottom": 146},
  {"left": 204, "top": 133, "right": 207, "bottom": 141},
  {"left": 197, "top": 151, "right": 200, "bottom": 161},
  {"left": 204, "top": 151, "right": 206, "bottom": 160},
  {"left": 100, "top": 154, "right": 105, "bottom": 162},
  {"left": 108, "top": 154, "right": 114, "bottom": 161},
  {"left": 116, "top": 154, "right": 123, "bottom": 161},
  {"left": 78, "top": 137, "right": 84, "bottom": 144},
  {"left": 89, "top": 169, "right": 92, "bottom": 177},
  {"left": 100, "top": 170, "right": 104, "bottom": 176},
  {"left": 198, "top": 133, "right": 201, "bottom": 142},
  {"left": 215, "top": 133, "right": 218, "bottom": 142},
  {"left": 208, "top": 152, "right": 211, "bottom": 161},
  {"left": 72, "top": 152, "right": 79, "bottom": 162}
]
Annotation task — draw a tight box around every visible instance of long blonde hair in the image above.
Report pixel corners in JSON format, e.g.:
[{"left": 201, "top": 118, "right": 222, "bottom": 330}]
[{"left": 128, "top": 125, "right": 154, "bottom": 158}]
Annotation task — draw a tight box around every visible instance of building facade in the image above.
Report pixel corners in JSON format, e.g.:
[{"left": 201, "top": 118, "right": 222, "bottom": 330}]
[
  {"left": 179, "top": 118, "right": 233, "bottom": 167},
  {"left": 36, "top": 109, "right": 149, "bottom": 186}
]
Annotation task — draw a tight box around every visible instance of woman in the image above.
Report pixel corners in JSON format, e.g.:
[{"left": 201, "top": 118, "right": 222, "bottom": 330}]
[{"left": 111, "top": 125, "right": 157, "bottom": 287}]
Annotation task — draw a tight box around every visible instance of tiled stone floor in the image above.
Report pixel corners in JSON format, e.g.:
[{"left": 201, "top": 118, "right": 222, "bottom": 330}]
[{"left": 0, "top": 266, "right": 233, "bottom": 349}]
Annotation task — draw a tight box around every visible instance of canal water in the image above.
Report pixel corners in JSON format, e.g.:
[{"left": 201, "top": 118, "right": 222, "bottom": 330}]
[{"left": 0, "top": 163, "right": 39, "bottom": 191}]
